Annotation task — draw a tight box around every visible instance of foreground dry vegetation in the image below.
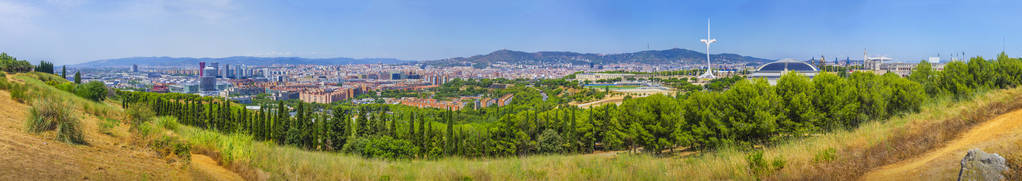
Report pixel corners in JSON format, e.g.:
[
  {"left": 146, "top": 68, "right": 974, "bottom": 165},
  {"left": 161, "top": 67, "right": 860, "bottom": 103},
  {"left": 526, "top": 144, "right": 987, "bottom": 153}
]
[
  {"left": 2, "top": 72, "right": 1022, "bottom": 180},
  {"left": 0, "top": 73, "right": 242, "bottom": 180},
  {"left": 170, "top": 87, "right": 1022, "bottom": 180}
]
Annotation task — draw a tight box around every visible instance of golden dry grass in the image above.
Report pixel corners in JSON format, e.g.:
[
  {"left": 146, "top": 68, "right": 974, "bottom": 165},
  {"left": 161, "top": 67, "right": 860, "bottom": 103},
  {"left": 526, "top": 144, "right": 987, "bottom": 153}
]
[
  {"left": 0, "top": 74, "right": 245, "bottom": 180},
  {"left": 169, "top": 87, "right": 1022, "bottom": 181},
  {"left": 860, "top": 104, "right": 1022, "bottom": 180},
  {"left": 0, "top": 86, "right": 190, "bottom": 180}
]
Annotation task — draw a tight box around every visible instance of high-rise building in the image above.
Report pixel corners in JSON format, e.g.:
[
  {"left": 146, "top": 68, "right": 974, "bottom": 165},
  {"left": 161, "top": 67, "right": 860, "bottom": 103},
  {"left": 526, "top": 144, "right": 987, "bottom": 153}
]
[
  {"left": 236, "top": 65, "right": 245, "bottom": 78},
  {"left": 199, "top": 62, "right": 206, "bottom": 76},
  {"left": 131, "top": 64, "right": 138, "bottom": 72},
  {"left": 391, "top": 72, "right": 402, "bottom": 80},
  {"left": 200, "top": 67, "right": 217, "bottom": 91},
  {"left": 225, "top": 64, "right": 231, "bottom": 79},
  {"left": 210, "top": 63, "right": 220, "bottom": 78}
]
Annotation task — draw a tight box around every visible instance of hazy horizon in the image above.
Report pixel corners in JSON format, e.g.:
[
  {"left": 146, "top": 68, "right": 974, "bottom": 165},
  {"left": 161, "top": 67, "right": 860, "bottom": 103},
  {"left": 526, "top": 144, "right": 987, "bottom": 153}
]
[{"left": 2, "top": 0, "right": 1021, "bottom": 65}]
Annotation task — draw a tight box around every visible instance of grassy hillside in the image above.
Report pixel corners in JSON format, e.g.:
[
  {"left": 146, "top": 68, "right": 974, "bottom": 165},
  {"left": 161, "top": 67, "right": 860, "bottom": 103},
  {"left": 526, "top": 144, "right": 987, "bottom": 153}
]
[
  {"left": 0, "top": 73, "right": 246, "bottom": 180},
  {"left": 169, "top": 87, "right": 1022, "bottom": 180},
  {"left": 0, "top": 73, "right": 188, "bottom": 180}
]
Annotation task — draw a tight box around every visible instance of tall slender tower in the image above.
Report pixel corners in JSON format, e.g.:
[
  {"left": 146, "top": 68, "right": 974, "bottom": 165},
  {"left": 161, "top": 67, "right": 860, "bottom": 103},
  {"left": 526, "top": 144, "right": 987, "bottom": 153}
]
[
  {"left": 698, "top": 19, "right": 717, "bottom": 79},
  {"left": 198, "top": 62, "right": 206, "bottom": 76}
]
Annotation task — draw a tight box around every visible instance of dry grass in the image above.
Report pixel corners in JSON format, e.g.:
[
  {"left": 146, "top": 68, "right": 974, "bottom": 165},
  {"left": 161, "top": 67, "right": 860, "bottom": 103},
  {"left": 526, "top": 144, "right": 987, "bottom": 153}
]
[
  {"left": 162, "top": 87, "right": 1022, "bottom": 180},
  {"left": 1003, "top": 140, "right": 1022, "bottom": 180},
  {"left": 0, "top": 74, "right": 193, "bottom": 180},
  {"left": 781, "top": 88, "right": 1022, "bottom": 180}
]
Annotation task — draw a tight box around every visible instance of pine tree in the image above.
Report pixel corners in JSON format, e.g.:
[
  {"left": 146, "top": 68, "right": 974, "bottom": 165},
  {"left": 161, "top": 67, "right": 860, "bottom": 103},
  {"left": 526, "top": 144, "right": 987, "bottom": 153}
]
[
  {"left": 331, "top": 107, "right": 348, "bottom": 150},
  {"left": 61, "top": 66, "right": 66, "bottom": 79}
]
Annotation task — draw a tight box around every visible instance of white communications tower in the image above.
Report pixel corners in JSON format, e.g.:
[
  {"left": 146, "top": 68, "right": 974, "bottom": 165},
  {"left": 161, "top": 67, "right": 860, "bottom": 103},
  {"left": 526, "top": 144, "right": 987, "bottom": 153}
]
[{"left": 698, "top": 19, "right": 717, "bottom": 79}]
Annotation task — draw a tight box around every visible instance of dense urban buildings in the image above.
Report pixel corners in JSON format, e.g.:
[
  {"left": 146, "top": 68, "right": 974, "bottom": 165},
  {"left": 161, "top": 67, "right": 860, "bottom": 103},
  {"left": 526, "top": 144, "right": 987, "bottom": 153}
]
[{"left": 77, "top": 55, "right": 944, "bottom": 108}]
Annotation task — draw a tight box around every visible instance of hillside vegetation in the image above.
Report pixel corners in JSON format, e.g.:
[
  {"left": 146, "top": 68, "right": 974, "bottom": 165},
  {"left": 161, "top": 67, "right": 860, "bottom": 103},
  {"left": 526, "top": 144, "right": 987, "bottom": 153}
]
[
  {"left": 4, "top": 50, "right": 1022, "bottom": 180},
  {"left": 142, "top": 86, "right": 1022, "bottom": 180},
  {"left": 0, "top": 72, "right": 249, "bottom": 180},
  {"left": 119, "top": 53, "right": 1022, "bottom": 180}
]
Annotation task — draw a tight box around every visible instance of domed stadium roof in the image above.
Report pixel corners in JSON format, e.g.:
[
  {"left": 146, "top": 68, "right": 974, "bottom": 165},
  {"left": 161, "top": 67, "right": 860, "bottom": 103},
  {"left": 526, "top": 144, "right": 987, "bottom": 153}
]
[{"left": 755, "top": 58, "right": 818, "bottom": 73}]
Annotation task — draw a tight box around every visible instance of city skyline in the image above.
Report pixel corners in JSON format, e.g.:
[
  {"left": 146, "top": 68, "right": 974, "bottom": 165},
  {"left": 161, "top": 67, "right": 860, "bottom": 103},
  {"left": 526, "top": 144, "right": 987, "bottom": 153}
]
[{"left": 1, "top": 0, "right": 1021, "bottom": 64}]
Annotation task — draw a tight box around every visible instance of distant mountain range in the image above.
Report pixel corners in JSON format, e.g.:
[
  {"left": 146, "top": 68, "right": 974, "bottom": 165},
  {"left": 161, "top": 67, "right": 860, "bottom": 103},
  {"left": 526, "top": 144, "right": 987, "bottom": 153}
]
[
  {"left": 422, "top": 48, "right": 773, "bottom": 67},
  {"left": 73, "top": 48, "right": 773, "bottom": 68},
  {"left": 72, "top": 56, "right": 412, "bottom": 68}
]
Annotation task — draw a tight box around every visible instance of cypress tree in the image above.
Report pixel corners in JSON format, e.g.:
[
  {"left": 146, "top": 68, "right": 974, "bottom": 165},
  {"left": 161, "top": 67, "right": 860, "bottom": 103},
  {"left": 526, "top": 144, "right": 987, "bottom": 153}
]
[
  {"left": 446, "top": 110, "right": 455, "bottom": 155},
  {"left": 418, "top": 113, "right": 426, "bottom": 147},
  {"left": 277, "top": 101, "right": 288, "bottom": 143},
  {"left": 410, "top": 113, "right": 417, "bottom": 141},
  {"left": 73, "top": 71, "right": 81, "bottom": 84},
  {"left": 389, "top": 112, "right": 397, "bottom": 138}
]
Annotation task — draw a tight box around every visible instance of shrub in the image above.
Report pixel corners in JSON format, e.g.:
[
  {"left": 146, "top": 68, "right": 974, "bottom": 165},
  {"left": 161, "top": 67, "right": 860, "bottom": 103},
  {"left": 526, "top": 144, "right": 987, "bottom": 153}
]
[
  {"left": 813, "top": 147, "right": 837, "bottom": 163},
  {"left": 746, "top": 150, "right": 768, "bottom": 176},
  {"left": 56, "top": 116, "right": 85, "bottom": 144},
  {"left": 127, "top": 104, "right": 155, "bottom": 127},
  {"left": 135, "top": 120, "right": 157, "bottom": 139},
  {"left": 746, "top": 150, "right": 784, "bottom": 178},
  {"left": 0, "top": 72, "right": 7, "bottom": 89},
  {"left": 75, "top": 81, "right": 107, "bottom": 101},
  {"left": 9, "top": 82, "right": 28, "bottom": 103},
  {"left": 155, "top": 116, "right": 180, "bottom": 131},
  {"left": 342, "top": 136, "right": 417, "bottom": 160},
  {"left": 25, "top": 99, "right": 85, "bottom": 144},
  {"left": 26, "top": 107, "right": 55, "bottom": 133},
  {"left": 537, "top": 129, "right": 564, "bottom": 153},
  {"left": 152, "top": 135, "right": 192, "bottom": 162},
  {"left": 771, "top": 156, "right": 786, "bottom": 171},
  {"left": 52, "top": 82, "right": 75, "bottom": 93}
]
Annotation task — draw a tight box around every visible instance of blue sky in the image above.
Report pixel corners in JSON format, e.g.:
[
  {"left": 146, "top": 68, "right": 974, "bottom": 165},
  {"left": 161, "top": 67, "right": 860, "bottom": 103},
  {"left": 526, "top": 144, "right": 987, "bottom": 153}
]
[{"left": 1, "top": 0, "right": 1020, "bottom": 65}]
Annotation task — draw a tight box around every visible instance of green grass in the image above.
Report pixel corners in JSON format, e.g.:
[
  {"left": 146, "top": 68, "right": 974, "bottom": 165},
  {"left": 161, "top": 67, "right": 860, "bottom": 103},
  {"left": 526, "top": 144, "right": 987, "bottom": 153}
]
[
  {"left": 99, "top": 117, "right": 119, "bottom": 136},
  {"left": 176, "top": 126, "right": 253, "bottom": 164},
  {"left": 13, "top": 72, "right": 126, "bottom": 145},
  {"left": 14, "top": 73, "right": 121, "bottom": 119},
  {"left": 154, "top": 116, "right": 180, "bottom": 131}
]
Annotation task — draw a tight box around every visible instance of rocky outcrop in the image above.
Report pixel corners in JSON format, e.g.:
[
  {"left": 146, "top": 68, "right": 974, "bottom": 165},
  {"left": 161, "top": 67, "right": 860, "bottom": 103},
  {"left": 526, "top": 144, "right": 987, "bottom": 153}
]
[{"left": 958, "top": 149, "right": 1008, "bottom": 181}]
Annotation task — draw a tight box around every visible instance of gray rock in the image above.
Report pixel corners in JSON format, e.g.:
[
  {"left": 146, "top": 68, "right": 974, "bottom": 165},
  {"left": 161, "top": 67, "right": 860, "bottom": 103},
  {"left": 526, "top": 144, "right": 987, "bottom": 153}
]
[{"left": 958, "top": 149, "right": 1008, "bottom": 181}]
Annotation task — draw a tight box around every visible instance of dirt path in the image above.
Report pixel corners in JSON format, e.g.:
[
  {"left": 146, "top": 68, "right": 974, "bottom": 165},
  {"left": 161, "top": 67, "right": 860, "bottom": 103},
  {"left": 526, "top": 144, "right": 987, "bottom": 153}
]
[
  {"left": 859, "top": 107, "right": 1022, "bottom": 180},
  {"left": 191, "top": 154, "right": 245, "bottom": 181},
  {"left": 575, "top": 95, "right": 626, "bottom": 108}
]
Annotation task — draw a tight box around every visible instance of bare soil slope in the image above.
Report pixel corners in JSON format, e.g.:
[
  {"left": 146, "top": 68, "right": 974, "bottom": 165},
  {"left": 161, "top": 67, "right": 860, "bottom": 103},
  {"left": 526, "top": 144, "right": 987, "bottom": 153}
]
[
  {"left": 0, "top": 90, "right": 191, "bottom": 180},
  {"left": 190, "top": 154, "right": 245, "bottom": 181},
  {"left": 860, "top": 107, "right": 1022, "bottom": 180},
  {"left": 0, "top": 88, "right": 243, "bottom": 180}
]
